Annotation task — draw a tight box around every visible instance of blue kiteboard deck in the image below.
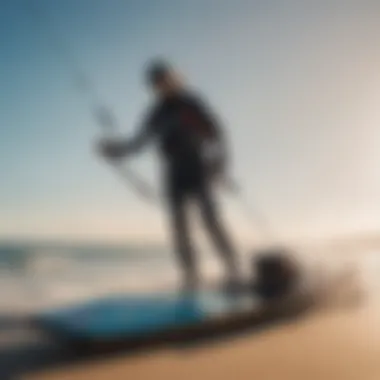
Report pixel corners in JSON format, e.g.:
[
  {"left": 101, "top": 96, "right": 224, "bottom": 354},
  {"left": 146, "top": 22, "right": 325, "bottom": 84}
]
[{"left": 33, "top": 289, "right": 303, "bottom": 353}]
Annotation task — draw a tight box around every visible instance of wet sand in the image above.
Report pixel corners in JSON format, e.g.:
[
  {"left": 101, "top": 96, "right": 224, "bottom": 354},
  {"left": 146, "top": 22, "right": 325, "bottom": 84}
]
[{"left": 25, "top": 302, "right": 380, "bottom": 380}]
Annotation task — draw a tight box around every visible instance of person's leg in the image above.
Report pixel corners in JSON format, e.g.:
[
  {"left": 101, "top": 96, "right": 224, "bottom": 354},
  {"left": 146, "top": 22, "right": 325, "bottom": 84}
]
[
  {"left": 167, "top": 182, "right": 198, "bottom": 290},
  {"left": 196, "top": 182, "right": 239, "bottom": 281}
]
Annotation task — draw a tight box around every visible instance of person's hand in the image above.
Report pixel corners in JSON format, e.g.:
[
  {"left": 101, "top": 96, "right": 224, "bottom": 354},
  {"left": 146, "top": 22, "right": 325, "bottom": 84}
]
[
  {"left": 97, "top": 138, "right": 127, "bottom": 161},
  {"left": 203, "top": 139, "right": 228, "bottom": 181},
  {"left": 208, "top": 155, "right": 228, "bottom": 184},
  {"left": 209, "top": 157, "right": 224, "bottom": 178},
  {"left": 208, "top": 158, "right": 239, "bottom": 193}
]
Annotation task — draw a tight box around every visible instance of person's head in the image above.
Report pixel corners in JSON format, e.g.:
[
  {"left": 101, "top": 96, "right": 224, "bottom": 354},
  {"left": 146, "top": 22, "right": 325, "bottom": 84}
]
[{"left": 145, "top": 59, "right": 183, "bottom": 97}]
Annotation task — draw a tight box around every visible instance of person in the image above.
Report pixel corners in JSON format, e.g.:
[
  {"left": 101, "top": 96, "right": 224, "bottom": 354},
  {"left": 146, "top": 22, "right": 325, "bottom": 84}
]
[{"left": 98, "top": 59, "right": 239, "bottom": 291}]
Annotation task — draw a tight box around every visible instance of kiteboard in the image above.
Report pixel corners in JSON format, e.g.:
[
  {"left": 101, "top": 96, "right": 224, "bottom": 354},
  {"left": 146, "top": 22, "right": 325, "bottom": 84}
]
[{"left": 32, "top": 286, "right": 306, "bottom": 353}]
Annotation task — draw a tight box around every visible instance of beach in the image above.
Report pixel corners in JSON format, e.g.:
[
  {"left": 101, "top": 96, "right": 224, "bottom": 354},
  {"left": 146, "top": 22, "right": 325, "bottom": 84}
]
[
  {"left": 1, "top": 239, "right": 380, "bottom": 379},
  {"left": 25, "top": 303, "right": 380, "bottom": 380}
]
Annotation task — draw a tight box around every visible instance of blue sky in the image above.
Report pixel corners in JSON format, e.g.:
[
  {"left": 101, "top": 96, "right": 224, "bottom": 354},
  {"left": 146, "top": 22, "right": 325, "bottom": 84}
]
[{"left": 1, "top": 0, "right": 380, "bottom": 242}]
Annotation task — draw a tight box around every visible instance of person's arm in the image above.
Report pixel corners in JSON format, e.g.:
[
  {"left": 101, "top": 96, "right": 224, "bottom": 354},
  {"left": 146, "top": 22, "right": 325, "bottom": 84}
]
[
  {"left": 99, "top": 108, "right": 156, "bottom": 160},
  {"left": 190, "top": 94, "right": 231, "bottom": 174}
]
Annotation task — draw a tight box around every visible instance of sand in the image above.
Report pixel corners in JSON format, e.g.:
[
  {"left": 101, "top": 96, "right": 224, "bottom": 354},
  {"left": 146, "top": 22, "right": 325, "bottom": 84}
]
[
  {"left": 25, "top": 302, "right": 380, "bottom": 380},
  {"left": 10, "top": 243, "right": 380, "bottom": 380}
]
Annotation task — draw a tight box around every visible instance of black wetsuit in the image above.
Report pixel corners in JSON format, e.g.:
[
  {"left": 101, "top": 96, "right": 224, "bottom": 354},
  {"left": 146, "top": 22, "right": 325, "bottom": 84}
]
[{"left": 126, "top": 90, "right": 237, "bottom": 282}]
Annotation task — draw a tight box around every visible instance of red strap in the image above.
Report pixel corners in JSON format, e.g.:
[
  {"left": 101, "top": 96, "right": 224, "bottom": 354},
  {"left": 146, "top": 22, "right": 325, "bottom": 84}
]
[{"left": 180, "top": 107, "right": 215, "bottom": 139}]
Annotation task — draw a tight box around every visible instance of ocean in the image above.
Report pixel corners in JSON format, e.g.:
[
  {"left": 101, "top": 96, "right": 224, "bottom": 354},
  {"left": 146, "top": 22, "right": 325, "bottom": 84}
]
[
  {"left": 1, "top": 238, "right": 380, "bottom": 317},
  {"left": 0, "top": 241, "right": 230, "bottom": 316}
]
